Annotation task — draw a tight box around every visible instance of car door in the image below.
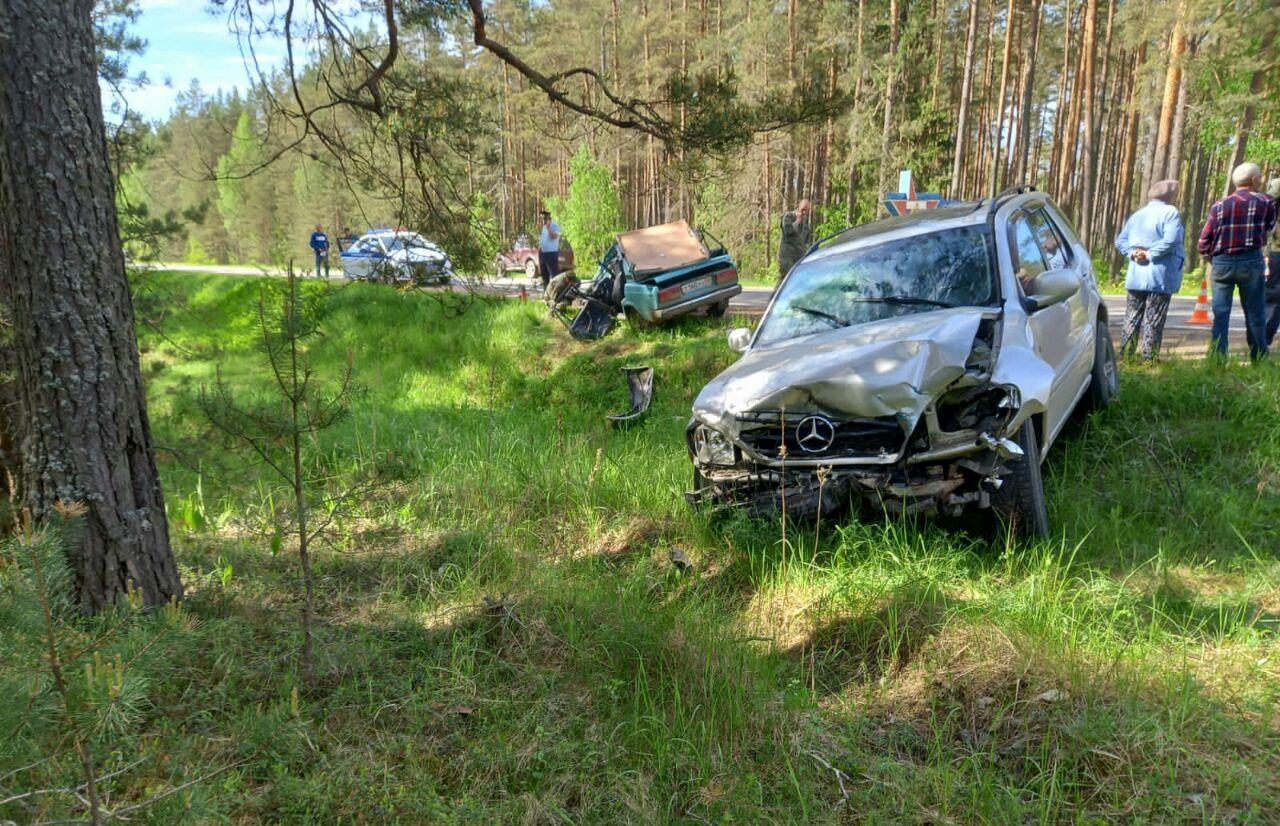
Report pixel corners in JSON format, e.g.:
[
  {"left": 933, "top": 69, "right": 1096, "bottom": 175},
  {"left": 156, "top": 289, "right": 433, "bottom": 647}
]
[
  {"left": 342, "top": 236, "right": 377, "bottom": 279},
  {"left": 1027, "top": 207, "right": 1093, "bottom": 406},
  {"left": 1009, "top": 210, "right": 1076, "bottom": 441}
]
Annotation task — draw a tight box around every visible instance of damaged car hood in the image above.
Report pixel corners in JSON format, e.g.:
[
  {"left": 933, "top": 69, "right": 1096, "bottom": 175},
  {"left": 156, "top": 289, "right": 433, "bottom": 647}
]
[{"left": 693, "top": 307, "right": 995, "bottom": 433}]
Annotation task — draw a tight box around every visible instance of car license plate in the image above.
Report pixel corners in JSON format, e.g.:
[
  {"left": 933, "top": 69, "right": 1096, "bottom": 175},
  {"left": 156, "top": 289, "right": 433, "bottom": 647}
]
[{"left": 681, "top": 276, "right": 712, "bottom": 296}]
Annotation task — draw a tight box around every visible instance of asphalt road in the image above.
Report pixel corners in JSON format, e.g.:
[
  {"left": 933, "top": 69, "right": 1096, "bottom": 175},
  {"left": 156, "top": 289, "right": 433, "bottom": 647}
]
[{"left": 142, "top": 263, "right": 1246, "bottom": 350}]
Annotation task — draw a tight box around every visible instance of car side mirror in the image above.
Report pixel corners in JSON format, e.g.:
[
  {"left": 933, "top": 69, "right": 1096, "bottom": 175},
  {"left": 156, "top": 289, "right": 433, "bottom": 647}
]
[
  {"left": 727, "top": 327, "right": 752, "bottom": 353},
  {"left": 1023, "top": 268, "right": 1081, "bottom": 311}
]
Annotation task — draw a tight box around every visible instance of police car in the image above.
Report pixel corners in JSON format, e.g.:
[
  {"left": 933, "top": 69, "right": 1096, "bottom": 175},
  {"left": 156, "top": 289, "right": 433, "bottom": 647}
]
[{"left": 339, "top": 229, "right": 453, "bottom": 285}]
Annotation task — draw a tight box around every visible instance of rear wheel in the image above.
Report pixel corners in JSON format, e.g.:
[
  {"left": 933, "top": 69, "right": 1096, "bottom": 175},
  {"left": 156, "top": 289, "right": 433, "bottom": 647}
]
[
  {"left": 706, "top": 300, "right": 729, "bottom": 318},
  {"left": 991, "top": 418, "right": 1050, "bottom": 540},
  {"left": 625, "top": 307, "right": 654, "bottom": 331},
  {"left": 494, "top": 258, "right": 506, "bottom": 280},
  {"left": 1087, "top": 318, "right": 1118, "bottom": 410}
]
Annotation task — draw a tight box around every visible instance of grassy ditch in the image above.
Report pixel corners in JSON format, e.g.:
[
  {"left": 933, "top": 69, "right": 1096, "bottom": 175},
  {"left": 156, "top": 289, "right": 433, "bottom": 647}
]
[{"left": 12, "top": 270, "right": 1279, "bottom": 823}]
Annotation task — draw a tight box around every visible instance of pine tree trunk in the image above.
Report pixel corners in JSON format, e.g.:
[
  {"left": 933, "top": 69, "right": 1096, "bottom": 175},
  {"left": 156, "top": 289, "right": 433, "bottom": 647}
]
[
  {"left": 880, "top": 0, "right": 900, "bottom": 190},
  {"left": 950, "top": 0, "right": 981, "bottom": 197},
  {"left": 930, "top": 0, "right": 946, "bottom": 111},
  {"left": 1152, "top": 16, "right": 1186, "bottom": 180},
  {"left": 1057, "top": 8, "right": 1088, "bottom": 209},
  {"left": 1047, "top": 0, "right": 1074, "bottom": 193},
  {"left": 1167, "top": 61, "right": 1189, "bottom": 184},
  {"left": 989, "top": 0, "right": 1017, "bottom": 195},
  {"left": 1012, "top": 0, "right": 1042, "bottom": 185},
  {"left": 971, "top": 6, "right": 998, "bottom": 196},
  {"left": 1111, "top": 44, "right": 1143, "bottom": 273},
  {"left": 0, "top": 0, "right": 182, "bottom": 613},
  {"left": 848, "top": 0, "right": 866, "bottom": 219},
  {"left": 1077, "top": 0, "right": 1099, "bottom": 244}
]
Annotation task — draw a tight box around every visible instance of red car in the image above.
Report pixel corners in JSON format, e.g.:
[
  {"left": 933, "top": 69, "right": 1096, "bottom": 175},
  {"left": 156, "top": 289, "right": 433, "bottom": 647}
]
[{"left": 493, "top": 234, "right": 575, "bottom": 280}]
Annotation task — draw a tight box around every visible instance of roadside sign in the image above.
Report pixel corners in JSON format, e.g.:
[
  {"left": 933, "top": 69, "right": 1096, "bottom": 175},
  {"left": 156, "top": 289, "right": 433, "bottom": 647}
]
[{"left": 883, "top": 170, "right": 943, "bottom": 216}]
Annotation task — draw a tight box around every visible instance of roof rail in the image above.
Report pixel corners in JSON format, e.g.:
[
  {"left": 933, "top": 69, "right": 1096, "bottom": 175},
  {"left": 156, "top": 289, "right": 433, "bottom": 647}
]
[{"left": 984, "top": 184, "right": 1037, "bottom": 214}]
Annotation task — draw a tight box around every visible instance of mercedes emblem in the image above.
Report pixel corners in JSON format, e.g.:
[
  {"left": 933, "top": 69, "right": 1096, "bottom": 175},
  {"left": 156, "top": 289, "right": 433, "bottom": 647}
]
[{"left": 795, "top": 415, "right": 836, "bottom": 453}]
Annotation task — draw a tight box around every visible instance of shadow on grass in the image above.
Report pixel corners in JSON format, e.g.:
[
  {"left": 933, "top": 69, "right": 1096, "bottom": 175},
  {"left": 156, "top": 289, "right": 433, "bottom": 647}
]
[{"left": 781, "top": 584, "right": 950, "bottom": 696}]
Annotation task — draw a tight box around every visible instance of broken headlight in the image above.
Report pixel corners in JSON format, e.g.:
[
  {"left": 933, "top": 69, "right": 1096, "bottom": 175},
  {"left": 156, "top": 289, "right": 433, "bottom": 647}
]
[
  {"left": 936, "top": 385, "right": 1019, "bottom": 432},
  {"left": 692, "top": 424, "right": 737, "bottom": 466}
]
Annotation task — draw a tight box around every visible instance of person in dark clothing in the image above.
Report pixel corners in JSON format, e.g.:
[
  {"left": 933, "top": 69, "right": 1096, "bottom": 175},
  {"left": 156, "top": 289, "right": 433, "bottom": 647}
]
[
  {"left": 778, "top": 199, "right": 812, "bottom": 277},
  {"left": 1197, "top": 162, "right": 1278, "bottom": 360},
  {"left": 538, "top": 210, "right": 561, "bottom": 288},
  {"left": 337, "top": 226, "right": 357, "bottom": 252},
  {"left": 1265, "top": 178, "right": 1280, "bottom": 347},
  {"left": 309, "top": 224, "right": 331, "bottom": 277}
]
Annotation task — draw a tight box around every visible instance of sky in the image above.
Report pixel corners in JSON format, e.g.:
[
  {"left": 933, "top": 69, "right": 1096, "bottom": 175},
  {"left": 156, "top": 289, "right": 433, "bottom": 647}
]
[{"left": 101, "top": 0, "right": 286, "bottom": 122}]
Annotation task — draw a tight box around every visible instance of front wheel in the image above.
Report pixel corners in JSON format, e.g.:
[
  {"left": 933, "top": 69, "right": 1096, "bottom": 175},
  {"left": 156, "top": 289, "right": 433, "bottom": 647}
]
[
  {"left": 1087, "top": 318, "right": 1118, "bottom": 410},
  {"left": 524, "top": 258, "right": 538, "bottom": 280},
  {"left": 990, "top": 418, "right": 1050, "bottom": 540}
]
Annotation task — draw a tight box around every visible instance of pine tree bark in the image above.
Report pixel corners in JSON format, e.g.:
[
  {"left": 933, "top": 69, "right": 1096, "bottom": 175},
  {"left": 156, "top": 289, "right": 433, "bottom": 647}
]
[
  {"left": 1111, "top": 44, "right": 1143, "bottom": 273},
  {"left": 1047, "top": 0, "right": 1074, "bottom": 193},
  {"left": 1152, "top": 14, "right": 1186, "bottom": 180},
  {"left": 989, "top": 0, "right": 1017, "bottom": 195},
  {"left": 880, "top": 0, "right": 900, "bottom": 190},
  {"left": 1166, "top": 58, "right": 1189, "bottom": 184},
  {"left": 1077, "top": 0, "right": 1099, "bottom": 243},
  {"left": 0, "top": 0, "right": 183, "bottom": 612},
  {"left": 950, "top": 0, "right": 981, "bottom": 197},
  {"left": 1012, "top": 0, "right": 1043, "bottom": 184},
  {"left": 971, "top": 6, "right": 998, "bottom": 196}
]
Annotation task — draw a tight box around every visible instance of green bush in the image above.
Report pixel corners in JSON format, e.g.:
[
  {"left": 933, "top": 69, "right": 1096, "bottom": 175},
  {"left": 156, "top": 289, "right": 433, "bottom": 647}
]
[{"left": 556, "top": 143, "right": 624, "bottom": 266}]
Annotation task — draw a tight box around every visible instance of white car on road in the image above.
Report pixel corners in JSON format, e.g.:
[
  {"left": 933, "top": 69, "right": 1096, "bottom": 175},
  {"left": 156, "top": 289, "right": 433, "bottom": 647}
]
[{"left": 339, "top": 230, "right": 453, "bottom": 285}]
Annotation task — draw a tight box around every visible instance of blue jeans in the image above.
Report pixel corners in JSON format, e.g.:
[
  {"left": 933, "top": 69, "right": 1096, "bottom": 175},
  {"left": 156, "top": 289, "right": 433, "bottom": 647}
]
[
  {"left": 313, "top": 249, "right": 330, "bottom": 277},
  {"left": 1210, "top": 251, "right": 1267, "bottom": 360}
]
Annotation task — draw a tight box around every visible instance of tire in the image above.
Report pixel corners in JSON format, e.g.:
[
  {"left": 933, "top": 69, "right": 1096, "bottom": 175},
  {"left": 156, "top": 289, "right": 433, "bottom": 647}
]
[
  {"left": 990, "top": 418, "right": 1050, "bottom": 540},
  {"left": 495, "top": 259, "right": 506, "bottom": 280},
  {"left": 706, "top": 300, "right": 729, "bottom": 318},
  {"left": 625, "top": 307, "right": 654, "bottom": 331},
  {"left": 1087, "top": 318, "right": 1118, "bottom": 410},
  {"left": 524, "top": 258, "right": 538, "bottom": 280}
]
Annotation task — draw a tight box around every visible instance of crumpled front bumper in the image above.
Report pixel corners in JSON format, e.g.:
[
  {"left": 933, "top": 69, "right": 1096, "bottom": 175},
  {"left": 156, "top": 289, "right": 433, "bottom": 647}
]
[{"left": 687, "top": 388, "right": 1025, "bottom": 518}]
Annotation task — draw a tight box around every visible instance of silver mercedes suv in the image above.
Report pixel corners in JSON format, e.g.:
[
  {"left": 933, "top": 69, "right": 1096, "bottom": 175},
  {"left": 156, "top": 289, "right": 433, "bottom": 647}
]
[{"left": 686, "top": 188, "right": 1118, "bottom": 537}]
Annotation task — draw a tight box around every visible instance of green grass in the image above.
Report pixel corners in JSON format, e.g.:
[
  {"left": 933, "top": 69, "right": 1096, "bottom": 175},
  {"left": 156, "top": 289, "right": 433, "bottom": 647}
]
[{"left": 11, "top": 269, "right": 1280, "bottom": 823}]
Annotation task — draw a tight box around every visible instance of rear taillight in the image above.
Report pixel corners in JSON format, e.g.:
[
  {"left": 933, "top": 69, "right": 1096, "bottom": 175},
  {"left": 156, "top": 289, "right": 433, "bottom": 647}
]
[
  {"left": 658, "top": 285, "right": 682, "bottom": 302},
  {"left": 714, "top": 268, "right": 738, "bottom": 285}
]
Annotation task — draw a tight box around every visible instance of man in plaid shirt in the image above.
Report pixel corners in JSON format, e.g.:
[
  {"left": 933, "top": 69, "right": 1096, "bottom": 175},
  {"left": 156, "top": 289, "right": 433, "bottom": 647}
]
[{"left": 1198, "top": 162, "right": 1278, "bottom": 359}]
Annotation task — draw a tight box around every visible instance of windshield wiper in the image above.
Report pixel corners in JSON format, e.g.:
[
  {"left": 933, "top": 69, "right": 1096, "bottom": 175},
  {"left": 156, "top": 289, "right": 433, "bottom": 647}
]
[
  {"left": 788, "top": 304, "right": 850, "bottom": 328},
  {"left": 848, "top": 295, "right": 957, "bottom": 309}
]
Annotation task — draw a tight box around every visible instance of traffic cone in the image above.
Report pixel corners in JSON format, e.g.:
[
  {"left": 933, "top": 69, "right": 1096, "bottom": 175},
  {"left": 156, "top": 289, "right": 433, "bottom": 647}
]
[{"left": 1188, "top": 277, "right": 1211, "bottom": 325}]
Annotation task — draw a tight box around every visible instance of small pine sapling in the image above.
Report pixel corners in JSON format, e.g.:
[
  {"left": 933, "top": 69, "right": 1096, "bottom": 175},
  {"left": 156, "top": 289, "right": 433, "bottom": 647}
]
[
  {"left": 0, "top": 504, "right": 200, "bottom": 824},
  {"left": 198, "top": 267, "right": 365, "bottom": 678}
]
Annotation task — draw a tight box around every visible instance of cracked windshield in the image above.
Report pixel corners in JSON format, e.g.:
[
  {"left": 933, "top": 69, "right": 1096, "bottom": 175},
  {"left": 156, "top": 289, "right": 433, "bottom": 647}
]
[{"left": 756, "top": 225, "right": 997, "bottom": 346}]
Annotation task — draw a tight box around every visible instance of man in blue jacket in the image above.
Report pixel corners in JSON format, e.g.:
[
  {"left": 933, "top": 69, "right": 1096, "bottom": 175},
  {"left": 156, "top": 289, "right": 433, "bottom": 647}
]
[
  {"left": 1114, "top": 180, "right": 1184, "bottom": 360},
  {"left": 310, "top": 224, "right": 330, "bottom": 277}
]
